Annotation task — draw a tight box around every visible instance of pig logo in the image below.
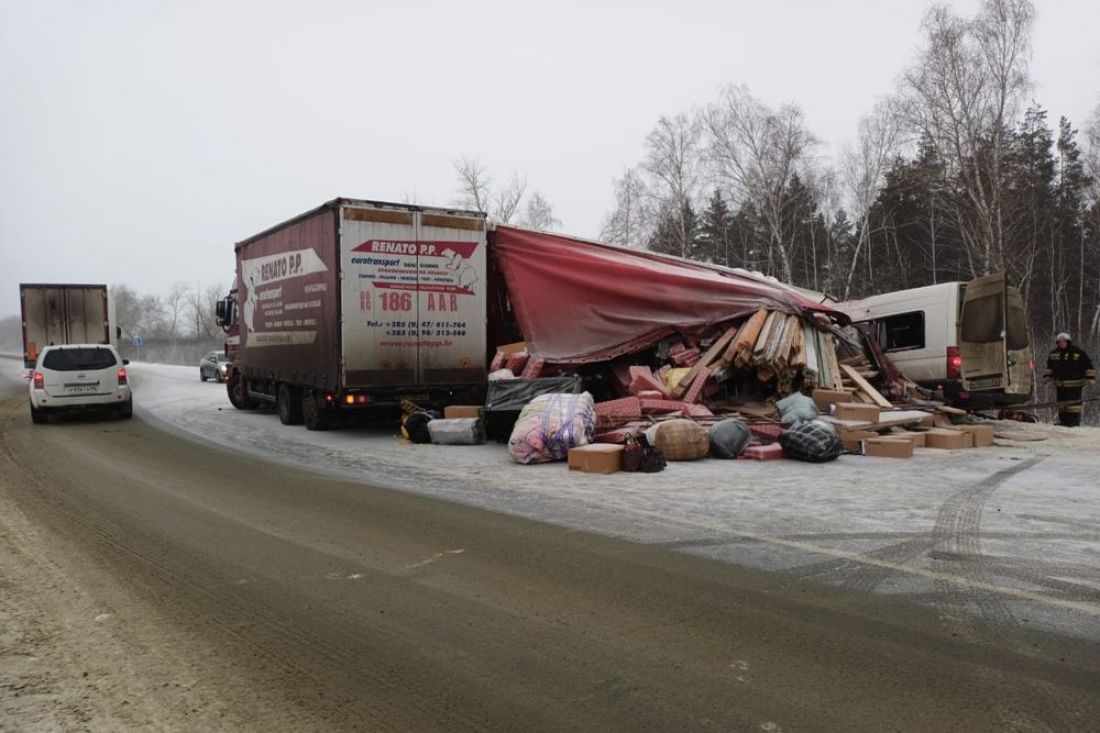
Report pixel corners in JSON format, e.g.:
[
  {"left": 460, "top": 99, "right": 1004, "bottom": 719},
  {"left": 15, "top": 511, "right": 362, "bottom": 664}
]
[{"left": 442, "top": 248, "right": 478, "bottom": 292}]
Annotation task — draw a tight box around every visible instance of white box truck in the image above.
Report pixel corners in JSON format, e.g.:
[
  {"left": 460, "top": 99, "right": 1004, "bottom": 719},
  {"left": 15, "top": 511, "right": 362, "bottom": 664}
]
[{"left": 20, "top": 284, "right": 117, "bottom": 369}]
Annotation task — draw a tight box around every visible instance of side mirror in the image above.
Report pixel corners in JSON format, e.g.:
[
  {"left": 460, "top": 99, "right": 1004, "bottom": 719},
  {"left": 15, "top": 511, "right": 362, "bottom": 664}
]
[{"left": 123, "top": 359, "right": 130, "bottom": 365}]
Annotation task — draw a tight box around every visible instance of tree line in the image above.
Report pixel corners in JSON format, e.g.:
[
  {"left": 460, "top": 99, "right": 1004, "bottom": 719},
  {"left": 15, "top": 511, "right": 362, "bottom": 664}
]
[
  {"left": 599, "top": 0, "right": 1100, "bottom": 348},
  {"left": 111, "top": 282, "right": 227, "bottom": 343}
]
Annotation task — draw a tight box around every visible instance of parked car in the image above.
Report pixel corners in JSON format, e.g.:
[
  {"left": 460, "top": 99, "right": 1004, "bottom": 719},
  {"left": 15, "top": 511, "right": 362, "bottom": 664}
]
[
  {"left": 28, "top": 344, "right": 132, "bottom": 423},
  {"left": 199, "top": 351, "right": 230, "bottom": 382},
  {"left": 840, "top": 272, "right": 1032, "bottom": 406}
]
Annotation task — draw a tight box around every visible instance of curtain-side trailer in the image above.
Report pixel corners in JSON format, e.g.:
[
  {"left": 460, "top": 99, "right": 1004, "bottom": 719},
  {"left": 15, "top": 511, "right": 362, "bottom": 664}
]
[{"left": 219, "top": 199, "right": 488, "bottom": 430}]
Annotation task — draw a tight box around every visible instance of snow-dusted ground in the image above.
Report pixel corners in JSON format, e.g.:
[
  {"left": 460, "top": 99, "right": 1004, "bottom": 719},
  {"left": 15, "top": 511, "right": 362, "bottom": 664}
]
[{"left": 7, "top": 357, "right": 1100, "bottom": 641}]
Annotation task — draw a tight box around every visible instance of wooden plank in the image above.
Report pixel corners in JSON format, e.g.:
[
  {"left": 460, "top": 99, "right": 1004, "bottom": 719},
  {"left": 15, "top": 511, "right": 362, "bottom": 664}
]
[
  {"left": 727, "top": 309, "right": 769, "bottom": 365},
  {"left": 821, "top": 410, "right": 932, "bottom": 432},
  {"left": 673, "top": 325, "right": 738, "bottom": 397},
  {"left": 840, "top": 364, "right": 893, "bottom": 408}
]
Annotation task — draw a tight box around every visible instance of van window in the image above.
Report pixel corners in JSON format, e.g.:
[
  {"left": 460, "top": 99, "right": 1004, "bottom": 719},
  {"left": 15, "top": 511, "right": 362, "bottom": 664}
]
[
  {"left": 871, "top": 311, "right": 925, "bottom": 352},
  {"left": 961, "top": 294, "right": 1027, "bottom": 349},
  {"left": 42, "top": 347, "right": 118, "bottom": 371}
]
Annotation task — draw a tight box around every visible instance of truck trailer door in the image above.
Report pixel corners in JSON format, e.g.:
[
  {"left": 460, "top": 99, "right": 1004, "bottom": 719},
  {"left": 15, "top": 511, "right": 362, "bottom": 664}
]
[
  {"left": 414, "top": 211, "right": 488, "bottom": 385},
  {"left": 340, "top": 204, "right": 420, "bottom": 387},
  {"left": 957, "top": 271, "right": 1032, "bottom": 397}
]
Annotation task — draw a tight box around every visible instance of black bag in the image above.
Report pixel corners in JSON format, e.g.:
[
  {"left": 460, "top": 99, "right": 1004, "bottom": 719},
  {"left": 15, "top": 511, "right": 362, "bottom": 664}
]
[
  {"left": 622, "top": 433, "right": 666, "bottom": 473},
  {"left": 401, "top": 410, "right": 436, "bottom": 444}
]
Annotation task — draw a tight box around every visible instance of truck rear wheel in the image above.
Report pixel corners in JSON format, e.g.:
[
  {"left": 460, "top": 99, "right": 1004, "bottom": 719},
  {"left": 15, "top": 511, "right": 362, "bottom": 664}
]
[
  {"left": 227, "top": 372, "right": 258, "bottom": 410},
  {"left": 302, "top": 391, "right": 330, "bottom": 431},
  {"left": 277, "top": 384, "right": 303, "bottom": 425}
]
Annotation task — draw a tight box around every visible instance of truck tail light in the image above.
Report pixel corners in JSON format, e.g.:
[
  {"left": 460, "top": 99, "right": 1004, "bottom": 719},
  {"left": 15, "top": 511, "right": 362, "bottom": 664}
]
[
  {"left": 1028, "top": 359, "right": 1035, "bottom": 371},
  {"left": 117, "top": 368, "right": 128, "bottom": 386},
  {"left": 32, "top": 371, "right": 44, "bottom": 390},
  {"left": 946, "top": 347, "right": 962, "bottom": 380}
]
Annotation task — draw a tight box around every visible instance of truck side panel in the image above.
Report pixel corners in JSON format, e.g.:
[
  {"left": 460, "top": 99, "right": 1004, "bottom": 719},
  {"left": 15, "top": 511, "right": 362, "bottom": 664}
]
[
  {"left": 237, "top": 209, "right": 340, "bottom": 390},
  {"left": 20, "top": 284, "right": 110, "bottom": 367}
]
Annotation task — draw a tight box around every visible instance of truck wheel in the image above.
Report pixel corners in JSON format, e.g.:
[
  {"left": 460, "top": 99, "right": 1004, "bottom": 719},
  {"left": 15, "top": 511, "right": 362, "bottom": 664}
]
[
  {"left": 277, "top": 384, "right": 303, "bottom": 425},
  {"left": 30, "top": 403, "right": 48, "bottom": 425},
  {"left": 227, "top": 372, "right": 258, "bottom": 410},
  {"left": 302, "top": 391, "right": 329, "bottom": 431}
]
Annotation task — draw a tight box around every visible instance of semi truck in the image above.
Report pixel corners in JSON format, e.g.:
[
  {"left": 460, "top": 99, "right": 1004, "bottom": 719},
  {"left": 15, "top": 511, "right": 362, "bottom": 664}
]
[
  {"left": 217, "top": 197, "right": 843, "bottom": 431},
  {"left": 20, "top": 283, "right": 117, "bottom": 368},
  {"left": 216, "top": 199, "right": 489, "bottom": 430}
]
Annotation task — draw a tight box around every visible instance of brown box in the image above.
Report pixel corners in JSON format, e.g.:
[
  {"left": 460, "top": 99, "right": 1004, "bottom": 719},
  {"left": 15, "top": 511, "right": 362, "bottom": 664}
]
[
  {"left": 889, "top": 431, "right": 927, "bottom": 448},
  {"left": 496, "top": 341, "right": 527, "bottom": 356},
  {"left": 568, "top": 444, "right": 625, "bottom": 474},
  {"left": 865, "top": 438, "right": 914, "bottom": 459},
  {"left": 918, "top": 413, "right": 936, "bottom": 428},
  {"left": 444, "top": 405, "right": 483, "bottom": 419},
  {"left": 840, "top": 430, "right": 878, "bottom": 454},
  {"left": 813, "top": 389, "right": 853, "bottom": 411},
  {"left": 957, "top": 424, "right": 994, "bottom": 447},
  {"left": 923, "top": 429, "right": 974, "bottom": 450},
  {"left": 835, "top": 402, "right": 881, "bottom": 424}
]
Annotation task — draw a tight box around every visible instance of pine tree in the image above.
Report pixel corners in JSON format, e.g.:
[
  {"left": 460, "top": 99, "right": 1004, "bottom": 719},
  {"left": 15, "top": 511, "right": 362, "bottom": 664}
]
[
  {"left": 647, "top": 201, "right": 699, "bottom": 260},
  {"left": 696, "top": 189, "right": 734, "bottom": 265}
]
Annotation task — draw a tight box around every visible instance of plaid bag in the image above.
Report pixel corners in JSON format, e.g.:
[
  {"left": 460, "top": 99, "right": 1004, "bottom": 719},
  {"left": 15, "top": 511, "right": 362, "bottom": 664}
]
[{"left": 778, "top": 419, "right": 842, "bottom": 463}]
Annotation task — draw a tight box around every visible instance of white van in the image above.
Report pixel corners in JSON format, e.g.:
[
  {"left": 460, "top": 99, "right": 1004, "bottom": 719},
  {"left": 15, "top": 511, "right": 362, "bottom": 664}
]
[{"left": 840, "top": 272, "right": 1032, "bottom": 406}]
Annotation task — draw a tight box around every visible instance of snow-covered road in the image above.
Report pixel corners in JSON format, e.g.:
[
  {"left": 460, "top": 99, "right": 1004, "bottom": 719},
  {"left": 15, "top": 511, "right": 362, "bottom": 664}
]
[{"left": 8, "top": 357, "right": 1100, "bottom": 641}]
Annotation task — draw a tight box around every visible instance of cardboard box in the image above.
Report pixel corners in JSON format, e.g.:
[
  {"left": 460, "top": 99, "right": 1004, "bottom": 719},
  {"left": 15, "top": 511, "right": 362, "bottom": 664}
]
[
  {"left": 568, "top": 444, "right": 625, "bottom": 474},
  {"left": 835, "top": 402, "right": 881, "bottom": 424},
  {"left": 889, "top": 431, "right": 927, "bottom": 448},
  {"left": 840, "top": 429, "right": 878, "bottom": 454},
  {"left": 444, "top": 405, "right": 483, "bottom": 419},
  {"left": 957, "top": 424, "right": 994, "bottom": 447},
  {"left": 923, "top": 429, "right": 974, "bottom": 450},
  {"left": 865, "top": 438, "right": 914, "bottom": 459},
  {"left": 812, "top": 389, "right": 853, "bottom": 411}
]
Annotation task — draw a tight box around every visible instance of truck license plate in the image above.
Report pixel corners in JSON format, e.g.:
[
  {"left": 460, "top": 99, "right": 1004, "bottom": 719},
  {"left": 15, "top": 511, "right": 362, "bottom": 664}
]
[{"left": 967, "top": 376, "right": 1001, "bottom": 390}]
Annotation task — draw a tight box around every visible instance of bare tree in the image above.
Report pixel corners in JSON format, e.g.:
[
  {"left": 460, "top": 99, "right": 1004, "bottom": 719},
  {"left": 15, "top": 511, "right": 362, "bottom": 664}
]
[
  {"left": 162, "top": 281, "right": 189, "bottom": 339},
  {"left": 600, "top": 167, "right": 651, "bottom": 246},
  {"left": 453, "top": 156, "right": 492, "bottom": 212},
  {"left": 840, "top": 99, "right": 907, "bottom": 298},
  {"left": 493, "top": 172, "right": 527, "bottom": 224},
  {"left": 186, "top": 284, "right": 224, "bottom": 340},
  {"left": 521, "top": 191, "right": 560, "bottom": 231},
  {"left": 705, "top": 84, "right": 819, "bottom": 282},
  {"left": 899, "top": 0, "right": 1035, "bottom": 275},
  {"left": 641, "top": 112, "right": 703, "bottom": 257}
]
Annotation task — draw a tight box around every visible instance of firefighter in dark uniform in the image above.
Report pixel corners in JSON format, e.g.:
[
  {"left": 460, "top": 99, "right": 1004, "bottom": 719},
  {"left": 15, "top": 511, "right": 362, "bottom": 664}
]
[{"left": 1044, "top": 332, "right": 1096, "bottom": 427}]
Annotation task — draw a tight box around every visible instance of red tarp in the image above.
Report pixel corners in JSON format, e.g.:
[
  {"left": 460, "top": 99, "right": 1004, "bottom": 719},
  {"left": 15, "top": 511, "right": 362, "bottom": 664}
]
[{"left": 491, "top": 226, "right": 839, "bottom": 364}]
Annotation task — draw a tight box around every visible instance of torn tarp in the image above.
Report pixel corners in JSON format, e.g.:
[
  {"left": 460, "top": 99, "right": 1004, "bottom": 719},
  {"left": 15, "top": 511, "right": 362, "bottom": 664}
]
[{"left": 491, "top": 226, "right": 840, "bottom": 363}]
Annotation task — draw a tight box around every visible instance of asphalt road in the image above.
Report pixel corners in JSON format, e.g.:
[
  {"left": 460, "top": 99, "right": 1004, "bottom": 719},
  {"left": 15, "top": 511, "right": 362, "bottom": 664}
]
[{"left": 2, "top": 383, "right": 1099, "bottom": 730}]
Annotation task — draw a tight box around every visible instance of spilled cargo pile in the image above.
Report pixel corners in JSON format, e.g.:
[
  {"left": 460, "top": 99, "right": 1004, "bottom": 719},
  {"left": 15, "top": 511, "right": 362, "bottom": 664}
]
[{"left": 406, "top": 226, "right": 992, "bottom": 470}]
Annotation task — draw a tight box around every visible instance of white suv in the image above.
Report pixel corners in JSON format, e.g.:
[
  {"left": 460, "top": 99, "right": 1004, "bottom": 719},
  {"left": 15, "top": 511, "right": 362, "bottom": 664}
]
[{"left": 29, "top": 344, "right": 133, "bottom": 424}]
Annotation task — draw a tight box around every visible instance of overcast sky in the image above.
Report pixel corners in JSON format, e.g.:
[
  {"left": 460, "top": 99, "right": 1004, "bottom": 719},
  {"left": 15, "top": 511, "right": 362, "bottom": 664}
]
[{"left": 2, "top": 0, "right": 1097, "bottom": 318}]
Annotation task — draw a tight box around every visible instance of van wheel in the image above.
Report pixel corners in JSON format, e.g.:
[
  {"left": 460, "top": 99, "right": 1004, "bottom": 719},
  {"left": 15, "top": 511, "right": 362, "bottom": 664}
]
[
  {"left": 277, "top": 384, "right": 303, "bottom": 425},
  {"left": 302, "top": 391, "right": 329, "bottom": 431},
  {"left": 227, "top": 372, "right": 258, "bottom": 410},
  {"left": 30, "top": 404, "right": 48, "bottom": 424}
]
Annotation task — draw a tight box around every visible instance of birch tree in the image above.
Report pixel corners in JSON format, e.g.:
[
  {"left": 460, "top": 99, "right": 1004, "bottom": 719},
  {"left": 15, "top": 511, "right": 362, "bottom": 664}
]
[
  {"left": 521, "top": 191, "right": 560, "bottom": 231},
  {"left": 705, "top": 85, "right": 819, "bottom": 283},
  {"left": 840, "top": 99, "right": 906, "bottom": 298},
  {"left": 600, "top": 168, "right": 651, "bottom": 246},
  {"left": 899, "top": 0, "right": 1035, "bottom": 275},
  {"left": 640, "top": 112, "right": 703, "bottom": 257}
]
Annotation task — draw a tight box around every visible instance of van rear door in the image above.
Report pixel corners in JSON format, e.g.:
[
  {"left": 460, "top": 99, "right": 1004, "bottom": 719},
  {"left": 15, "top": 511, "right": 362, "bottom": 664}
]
[{"left": 957, "top": 272, "right": 1032, "bottom": 396}]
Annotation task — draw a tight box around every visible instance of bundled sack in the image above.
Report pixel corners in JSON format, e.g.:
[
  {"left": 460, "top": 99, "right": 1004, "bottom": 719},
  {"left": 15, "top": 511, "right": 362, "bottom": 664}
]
[
  {"left": 401, "top": 410, "right": 437, "bottom": 444},
  {"left": 779, "top": 419, "right": 842, "bottom": 463},
  {"left": 508, "top": 392, "right": 595, "bottom": 464},
  {"left": 622, "top": 433, "right": 667, "bottom": 473},
  {"left": 428, "top": 418, "right": 485, "bottom": 446},
  {"left": 645, "top": 419, "right": 709, "bottom": 461},
  {"left": 709, "top": 418, "right": 751, "bottom": 459},
  {"left": 776, "top": 392, "right": 819, "bottom": 425}
]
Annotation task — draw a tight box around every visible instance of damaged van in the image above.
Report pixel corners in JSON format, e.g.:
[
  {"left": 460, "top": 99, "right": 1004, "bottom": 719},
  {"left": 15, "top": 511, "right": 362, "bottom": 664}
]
[{"left": 841, "top": 272, "right": 1032, "bottom": 406}]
